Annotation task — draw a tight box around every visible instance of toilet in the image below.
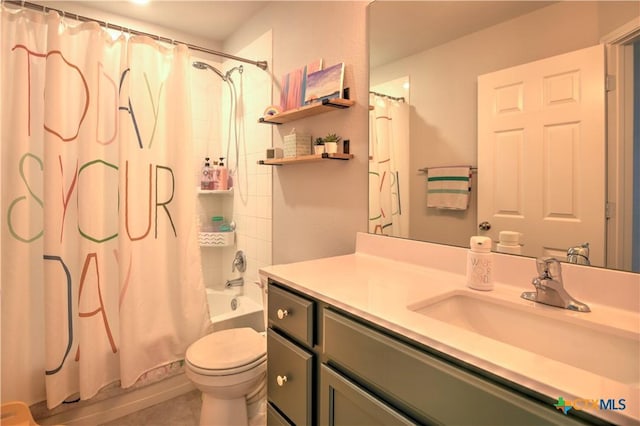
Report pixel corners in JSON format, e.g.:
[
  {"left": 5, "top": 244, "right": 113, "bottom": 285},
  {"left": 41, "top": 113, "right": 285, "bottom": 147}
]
[{"left": 185, "top": 327, "right": 267, "bottom": 426}]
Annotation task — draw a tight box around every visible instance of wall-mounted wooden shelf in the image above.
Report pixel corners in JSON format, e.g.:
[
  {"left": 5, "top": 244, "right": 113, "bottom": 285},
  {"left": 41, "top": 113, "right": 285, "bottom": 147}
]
[
  {"left": 258, "top": 98, "right": 355, "bottom": 125},
  {"left": 258, "top": 153, "right": 353, "bottom": 166}
]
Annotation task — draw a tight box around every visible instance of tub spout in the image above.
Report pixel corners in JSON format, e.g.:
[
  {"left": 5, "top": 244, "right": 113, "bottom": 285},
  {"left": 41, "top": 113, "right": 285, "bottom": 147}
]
[{"left": 225, "top": 277, "right": 244, "bottom": 288}]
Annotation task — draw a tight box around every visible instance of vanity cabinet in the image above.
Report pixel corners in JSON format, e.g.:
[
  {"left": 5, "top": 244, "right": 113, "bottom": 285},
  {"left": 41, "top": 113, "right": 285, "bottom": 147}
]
[
  {"left": 320, "top": 364, "right": 415, "bottom": 425},
  {"left": 267, "top": 282, "right": 319, "bottom": 425},
  {"left": 267, "top": 330, "right": 313, "bottom": 425},
  {"left": 322, "top": 309, "right": 589, "bottom": 426},
  {"left": 267, "top": 280, "right": 594, "bottom": 426}
]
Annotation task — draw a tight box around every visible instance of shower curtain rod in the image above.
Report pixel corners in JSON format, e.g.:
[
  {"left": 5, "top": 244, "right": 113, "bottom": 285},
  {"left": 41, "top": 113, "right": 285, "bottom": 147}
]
[
  {"left": 370, "top": 91, "right": 406, "bottom": 103},
  {"left": 4, "top": 0, "right": 269, "bottom": 70}
]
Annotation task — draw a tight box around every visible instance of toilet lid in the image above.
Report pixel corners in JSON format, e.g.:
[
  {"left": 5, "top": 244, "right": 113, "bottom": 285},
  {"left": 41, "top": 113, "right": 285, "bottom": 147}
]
[{"left": 186, "top": 327, "right": 266, "bottom": 371}]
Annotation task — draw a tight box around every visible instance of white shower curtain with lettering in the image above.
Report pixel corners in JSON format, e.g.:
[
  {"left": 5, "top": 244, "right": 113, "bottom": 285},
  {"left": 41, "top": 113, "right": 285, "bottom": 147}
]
[
  {"left": 368, "top": 94, "right": 410, "bottom": 238},
  {"left": 1, "top": 7, "right": 209, "bottom": 408}
]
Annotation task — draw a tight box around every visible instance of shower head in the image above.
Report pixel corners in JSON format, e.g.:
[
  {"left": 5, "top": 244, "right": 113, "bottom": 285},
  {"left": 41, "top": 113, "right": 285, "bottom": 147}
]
[{"left": 192, "top": 61, "right": 226, "bottom": 81}]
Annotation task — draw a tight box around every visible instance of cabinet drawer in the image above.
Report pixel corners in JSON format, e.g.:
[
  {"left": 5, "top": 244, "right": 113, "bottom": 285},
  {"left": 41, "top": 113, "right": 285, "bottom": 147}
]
[
  {"left": 267, "top": 402, "right": 292, "bottom": 426},
  {"left": 267, "top": 329, "right": 313, "bottom": 426},
  {"left": 320, "top": 364, "right": 415, "bottom": 426},
  {"left": 323, "top": 309, "right": 586, "bottom": 425},
  {"left": 268, "top": 284, "right": 315, "bottom": 346}
]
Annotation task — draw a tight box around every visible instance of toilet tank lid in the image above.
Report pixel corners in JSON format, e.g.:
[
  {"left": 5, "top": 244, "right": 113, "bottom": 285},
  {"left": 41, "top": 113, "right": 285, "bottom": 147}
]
[{"left": 186, "top": 327, "right": 266, "bottom": 370}]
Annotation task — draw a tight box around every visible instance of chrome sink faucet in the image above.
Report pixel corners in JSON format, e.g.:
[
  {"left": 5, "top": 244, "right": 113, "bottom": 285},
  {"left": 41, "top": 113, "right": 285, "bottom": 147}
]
[{"left": 521, "top": 257, "right": 590, "bottom": 312}]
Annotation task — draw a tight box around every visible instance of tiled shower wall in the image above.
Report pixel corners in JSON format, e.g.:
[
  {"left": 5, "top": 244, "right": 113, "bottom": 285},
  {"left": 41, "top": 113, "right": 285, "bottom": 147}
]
[{"left": 191, "top": 31, "right": 273, "bottom": 298}]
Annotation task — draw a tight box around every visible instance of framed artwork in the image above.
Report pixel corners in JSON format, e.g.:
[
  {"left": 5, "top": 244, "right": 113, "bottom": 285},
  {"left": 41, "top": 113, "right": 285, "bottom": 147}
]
[
  {"left": 280, "top": 59, "right": 324, "bottom": 112},
  {"left": 304, "top": 62, "right": 344, "bottom": 105},
  {"left": 301, "top": 59, "right": 323, "bottom": 106},
  {"left": 279, "top": 68, "right": 302, "bottom": 111}
]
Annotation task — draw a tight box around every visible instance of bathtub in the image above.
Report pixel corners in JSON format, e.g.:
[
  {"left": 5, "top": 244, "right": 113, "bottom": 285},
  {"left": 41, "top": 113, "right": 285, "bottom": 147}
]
[{"left": 206, "top": 288, "right": 265, "bottom": 333}]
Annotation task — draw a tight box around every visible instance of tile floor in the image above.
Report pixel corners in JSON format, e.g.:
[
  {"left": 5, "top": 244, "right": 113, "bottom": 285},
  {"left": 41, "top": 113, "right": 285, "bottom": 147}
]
[{"left": 99, "top": 390, "right": 201, "bottom": 426}]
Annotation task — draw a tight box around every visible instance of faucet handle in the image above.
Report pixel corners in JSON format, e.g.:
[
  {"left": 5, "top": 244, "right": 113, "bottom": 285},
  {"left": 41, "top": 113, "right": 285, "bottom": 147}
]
[
  {"left": 536, "top": 257, "right": 562, "bottom": 281},
  {"left": 232, "top": 250, "right": 246, "bottom": 273}
]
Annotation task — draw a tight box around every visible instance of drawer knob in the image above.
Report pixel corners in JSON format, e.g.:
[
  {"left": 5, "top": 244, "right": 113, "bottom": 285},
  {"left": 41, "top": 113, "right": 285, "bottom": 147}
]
[
  {"left": 276, "top": 375, "right": 288, "bottom": 386},
  {"left": 276, "top": 308, "right": 289, "bottom": 320}
]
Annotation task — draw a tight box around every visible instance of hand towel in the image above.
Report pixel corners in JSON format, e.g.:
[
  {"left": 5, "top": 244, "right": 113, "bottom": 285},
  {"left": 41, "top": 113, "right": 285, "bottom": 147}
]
[{"left": 427, "top": 166, "right": 471, "bottom": 210}]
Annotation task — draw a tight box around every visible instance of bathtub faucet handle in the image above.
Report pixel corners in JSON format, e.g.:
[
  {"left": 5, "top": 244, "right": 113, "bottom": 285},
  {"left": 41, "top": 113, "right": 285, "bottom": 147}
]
[{"left": 232, "top": 250, "right": 246, "bottom": 273}]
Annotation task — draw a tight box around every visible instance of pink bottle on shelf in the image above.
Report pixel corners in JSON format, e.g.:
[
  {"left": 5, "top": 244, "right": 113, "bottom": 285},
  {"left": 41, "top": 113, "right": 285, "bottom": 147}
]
[
  {"left": 200, "top": 158, "right": 214, "bottom": 190},
  {"left": 217, "top": 158, "right": 228, "bottom": 190}
]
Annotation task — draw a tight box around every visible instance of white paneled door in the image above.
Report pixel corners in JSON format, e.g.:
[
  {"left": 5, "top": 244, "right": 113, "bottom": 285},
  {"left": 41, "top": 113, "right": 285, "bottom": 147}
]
[{"left": 478, "top": 44, "right": 606, "bottom": 266}]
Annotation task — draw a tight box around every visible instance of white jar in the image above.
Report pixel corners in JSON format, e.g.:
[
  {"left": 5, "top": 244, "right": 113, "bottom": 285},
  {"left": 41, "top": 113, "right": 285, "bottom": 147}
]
[
  {"left": 496, "top": 231, "right": 522, "bottom": 255},
  {"left": 466, "top": 236, "right": 493, "bottom": 291}
]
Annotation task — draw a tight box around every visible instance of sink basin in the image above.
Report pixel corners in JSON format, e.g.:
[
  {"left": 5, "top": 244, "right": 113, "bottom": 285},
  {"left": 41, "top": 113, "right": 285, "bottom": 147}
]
[{"left": 408, "top": 291, "right": 639, "bottom": 386}]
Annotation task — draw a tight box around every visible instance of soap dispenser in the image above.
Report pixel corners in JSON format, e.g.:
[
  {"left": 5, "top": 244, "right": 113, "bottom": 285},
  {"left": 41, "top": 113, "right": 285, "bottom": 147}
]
[
  {"left": 200, "top": 157, "right": 213, "bottom": 190},
  {"left": 466, "top": 236, "right": 493, "bottom": 291}
]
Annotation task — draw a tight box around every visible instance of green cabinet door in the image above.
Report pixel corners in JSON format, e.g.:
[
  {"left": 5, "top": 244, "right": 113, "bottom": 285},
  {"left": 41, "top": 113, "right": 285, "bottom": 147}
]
[
  {"left": 267, "top": 329, "right": 313, "bottom": 425},
  {"left": 267, "top": 402, "right": 292, "bottom": 426},
  {"left": 320, "top": 365, "right": 417, "bottom": 426},
  {"left": 323, "top": 309, "right": 589, "bottom": 426}
]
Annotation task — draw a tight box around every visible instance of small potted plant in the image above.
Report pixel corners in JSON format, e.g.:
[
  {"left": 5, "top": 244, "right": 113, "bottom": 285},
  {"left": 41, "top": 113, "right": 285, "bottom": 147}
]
[
  {"left": 323, "top": 133, "right": 341, "bottom": 154},
  {"left": 313, "top": 137, "right": 325, "bottom": 155}
]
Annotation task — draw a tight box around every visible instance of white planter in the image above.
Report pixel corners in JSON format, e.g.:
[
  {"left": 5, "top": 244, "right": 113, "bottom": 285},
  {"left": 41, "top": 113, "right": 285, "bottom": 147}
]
[
  {"left": 324, "top": 141, "right": 338, "bottom": 154},
  {"left": 314, "top": 145, "right": 325, "bottom": 155}
]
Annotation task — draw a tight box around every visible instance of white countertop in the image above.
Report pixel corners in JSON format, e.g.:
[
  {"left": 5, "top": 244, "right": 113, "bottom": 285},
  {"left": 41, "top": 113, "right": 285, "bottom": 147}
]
[{"left": 260, "top": 234, "right": 640, "bottom": 425}]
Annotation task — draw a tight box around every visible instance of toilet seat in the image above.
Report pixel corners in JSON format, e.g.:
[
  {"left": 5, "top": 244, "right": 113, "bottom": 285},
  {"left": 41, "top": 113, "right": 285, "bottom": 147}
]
[{"left": 186, "top": 327, "right": 266, "bottom": 376}]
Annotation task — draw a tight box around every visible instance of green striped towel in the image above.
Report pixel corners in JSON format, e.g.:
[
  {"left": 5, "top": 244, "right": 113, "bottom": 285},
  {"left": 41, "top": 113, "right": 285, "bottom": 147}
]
[{"left": 427, "top": 166, "right": 471, "bottom": 210}]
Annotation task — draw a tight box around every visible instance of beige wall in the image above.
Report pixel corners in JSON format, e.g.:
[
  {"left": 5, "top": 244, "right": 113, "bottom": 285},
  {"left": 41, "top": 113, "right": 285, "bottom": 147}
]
[
  {"left": 371, "top": 1, "right": 639, "bottom": 249},
  {"left": 226, "top": 1, "right": 370, "bottom": 264}
]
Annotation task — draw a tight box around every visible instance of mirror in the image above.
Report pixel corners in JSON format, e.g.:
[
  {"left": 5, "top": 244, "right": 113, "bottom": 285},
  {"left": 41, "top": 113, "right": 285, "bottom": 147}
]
[{"left": 369, "top": 0, "right": 640, "bottom": 272}]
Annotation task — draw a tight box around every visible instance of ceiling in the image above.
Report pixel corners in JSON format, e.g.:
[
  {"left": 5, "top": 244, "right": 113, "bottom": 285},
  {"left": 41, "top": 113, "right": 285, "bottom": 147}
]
[{"left": 369, "top": 1, "right": 555, "bottom": 68}]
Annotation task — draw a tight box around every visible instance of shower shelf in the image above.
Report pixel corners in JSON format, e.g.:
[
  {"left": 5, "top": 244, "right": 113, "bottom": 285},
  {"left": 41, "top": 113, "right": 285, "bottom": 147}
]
[
  {"left": 199, "top": 231, "right": 234, "bottom": 247},
  {"left": 258, "top": 153, "right": 353, "bottom": 166},
  {"left": 197, "top": 188, "right": 234, "bottom": 195},
  {"left": 258, "top": 98, "right": 355, "bottom": 125}
]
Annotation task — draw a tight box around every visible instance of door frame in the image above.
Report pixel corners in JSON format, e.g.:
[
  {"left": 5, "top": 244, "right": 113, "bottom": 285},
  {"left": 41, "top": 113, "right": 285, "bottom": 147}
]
[{"left": 602, "top": 18, "right": 640, "bottom": 271}]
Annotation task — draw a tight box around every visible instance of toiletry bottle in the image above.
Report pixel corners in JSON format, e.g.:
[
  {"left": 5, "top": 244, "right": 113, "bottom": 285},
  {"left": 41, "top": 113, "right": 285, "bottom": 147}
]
[
  {"left": 227, "top": 170, "right": 233, "bottom": 190},
  {"left": 211, "top": 160, "right": 219, "bottom": 190},
  {"left": 217, "top": 157, "right": 228, "bottom": 190},
  {"left": 466, "top": 236, "right": 493, "bottom": 291},
  {"left": 211, "top": 216, "right": 224, "bottom": 232},
  {"left": 201, "top": 158, "right": 213, "bottom": 190}
]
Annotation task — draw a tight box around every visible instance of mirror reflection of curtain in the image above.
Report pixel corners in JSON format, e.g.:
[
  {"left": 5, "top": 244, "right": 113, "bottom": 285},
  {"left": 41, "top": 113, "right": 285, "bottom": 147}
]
[
  {"left": 368, "top": 94, "right": 409, "bottom": 237},
  {"left": 1, "top": 7, "right": 210, "bottom": 407}
]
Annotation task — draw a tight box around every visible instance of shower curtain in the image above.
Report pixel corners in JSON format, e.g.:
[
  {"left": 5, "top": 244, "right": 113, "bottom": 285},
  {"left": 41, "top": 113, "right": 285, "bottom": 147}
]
[
  {"left": 368, "top": 93, "right": 410, "bottom": 238},
  {"left": 1, "top": 7, "right": 210, "bottom": 408}
]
